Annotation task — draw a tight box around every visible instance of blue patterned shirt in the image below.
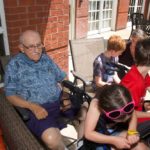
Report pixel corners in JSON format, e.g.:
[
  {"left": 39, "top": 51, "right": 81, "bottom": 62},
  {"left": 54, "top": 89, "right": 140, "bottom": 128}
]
[
  {"left": 93, "top": 53, "right": 118, "bottom": 83},
  {"left": 4, "top": 53, "right": 66, "bottom": 104}
]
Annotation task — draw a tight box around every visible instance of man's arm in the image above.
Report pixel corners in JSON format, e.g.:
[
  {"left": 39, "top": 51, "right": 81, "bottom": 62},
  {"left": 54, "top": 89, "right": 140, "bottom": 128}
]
[{"left": 7, "top": 95, "right": 48, "bottom": 120}]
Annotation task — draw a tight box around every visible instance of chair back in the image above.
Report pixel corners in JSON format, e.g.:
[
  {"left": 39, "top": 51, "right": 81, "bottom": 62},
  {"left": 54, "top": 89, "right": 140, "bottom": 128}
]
[
  {"left": 130, "top": 13, "right": 144, "bottom": 30},
  {"left": 144, "top": 20, "right": 150, "bottom": 37},
  {"left": 69, "top": 38, "right": 106, "bottom": 83}
]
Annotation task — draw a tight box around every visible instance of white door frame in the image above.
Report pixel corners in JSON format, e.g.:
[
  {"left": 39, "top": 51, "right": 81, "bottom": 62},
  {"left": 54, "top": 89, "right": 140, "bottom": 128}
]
[
  {"left": 0, "top": 0, "right": 9, "bottom": 55},
  {"left": 69, "top": 0, "right": 76, "bottom": 40}
]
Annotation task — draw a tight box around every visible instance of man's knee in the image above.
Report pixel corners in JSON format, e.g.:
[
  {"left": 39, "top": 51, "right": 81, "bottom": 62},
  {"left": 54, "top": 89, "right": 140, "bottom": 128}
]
[{"left": 41, "top": 128, "right": 64, "bottom": 150}]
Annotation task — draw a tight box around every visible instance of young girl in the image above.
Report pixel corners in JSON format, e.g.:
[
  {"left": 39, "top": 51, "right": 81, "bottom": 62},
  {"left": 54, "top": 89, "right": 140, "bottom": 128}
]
[{"left": 84, "top": 84, "right": 148, "bottom": 150}]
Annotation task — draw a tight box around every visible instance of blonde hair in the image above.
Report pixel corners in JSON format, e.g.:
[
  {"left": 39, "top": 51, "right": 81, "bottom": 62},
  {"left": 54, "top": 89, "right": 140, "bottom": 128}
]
[{"left": 107, "top": 35, "right": 126, "bottom": 51}]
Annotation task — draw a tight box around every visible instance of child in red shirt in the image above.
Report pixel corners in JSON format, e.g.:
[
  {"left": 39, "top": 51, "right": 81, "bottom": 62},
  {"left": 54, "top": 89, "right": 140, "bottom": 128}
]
[{"left": 120, "top": 38, "right": 150, "bottom": 146}]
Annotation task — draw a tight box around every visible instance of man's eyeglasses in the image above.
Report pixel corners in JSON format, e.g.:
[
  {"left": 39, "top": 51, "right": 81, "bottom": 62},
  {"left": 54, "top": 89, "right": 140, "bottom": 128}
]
[
  {"left": 102, "top": 101, "right": 135, "bottom": 120},
  {"left": 22, "top": 43, "right": 43, "bottom": 50}
]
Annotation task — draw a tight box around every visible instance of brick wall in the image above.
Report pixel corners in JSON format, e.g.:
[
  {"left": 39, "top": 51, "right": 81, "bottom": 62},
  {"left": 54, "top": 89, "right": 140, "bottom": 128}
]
[
  {"left": 144, "top": 0, "right": 150, "bottom": 19},
  {"left": 116, "top": 0, "right": 130, "bottom": 30},
  {"left": 75, "top": 0, "right": 88, "bottom": 39},
  {"left": 4, "top": 0, "right": 69, "bottom": 73}
]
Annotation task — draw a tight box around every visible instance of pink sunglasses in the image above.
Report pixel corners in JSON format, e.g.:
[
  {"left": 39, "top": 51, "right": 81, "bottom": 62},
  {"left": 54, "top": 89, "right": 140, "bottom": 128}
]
[{"left": 102, "top": 101, "right": 135, "bottom": 120}]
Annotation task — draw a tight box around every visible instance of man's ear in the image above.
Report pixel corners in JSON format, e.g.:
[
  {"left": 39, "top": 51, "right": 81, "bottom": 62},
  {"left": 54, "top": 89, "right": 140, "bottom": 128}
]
[{"left": 18, "top": 44, "right": 24, "bottom": 53}]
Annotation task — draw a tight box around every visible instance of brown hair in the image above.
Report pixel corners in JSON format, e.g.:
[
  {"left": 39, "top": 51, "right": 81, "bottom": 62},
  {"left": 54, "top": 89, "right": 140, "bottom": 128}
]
[
  {"left": 107, "top": 35, "right": 126, "bottom": 52},
  {"left": 135, "top": 38, "right": 150, "bottom": 66}
]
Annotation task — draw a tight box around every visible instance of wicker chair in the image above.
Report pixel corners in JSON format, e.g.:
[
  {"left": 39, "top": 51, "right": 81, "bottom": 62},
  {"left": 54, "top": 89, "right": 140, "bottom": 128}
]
[{"left": 0, "top": 92, "right": 46, "bottom": 150}]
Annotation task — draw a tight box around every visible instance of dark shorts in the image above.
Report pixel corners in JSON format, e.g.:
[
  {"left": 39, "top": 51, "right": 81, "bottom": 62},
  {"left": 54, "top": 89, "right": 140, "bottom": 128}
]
[{"left": 26, "top": 100, "right": 78, "bottom": 138}]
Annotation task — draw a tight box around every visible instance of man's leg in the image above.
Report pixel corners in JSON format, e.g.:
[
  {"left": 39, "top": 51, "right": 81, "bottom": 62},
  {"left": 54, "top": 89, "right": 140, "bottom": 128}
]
[{"left": 41, "top": 127, "right": 65, "bottom": 150}]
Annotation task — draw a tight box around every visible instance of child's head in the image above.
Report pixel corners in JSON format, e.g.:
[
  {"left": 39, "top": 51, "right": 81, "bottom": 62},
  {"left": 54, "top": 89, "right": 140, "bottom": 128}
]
[
  {"left": 135, "top": 38, "right": 150, "bottom": 67},
  {"left": 143, "top": 90, "right": 150, "bottom": 112},
  {"left": 107, "top": 35, "right": 126, "bottom": 56},
  {"left": 95, "top": 84, "right": 134, "bottom": 122}
]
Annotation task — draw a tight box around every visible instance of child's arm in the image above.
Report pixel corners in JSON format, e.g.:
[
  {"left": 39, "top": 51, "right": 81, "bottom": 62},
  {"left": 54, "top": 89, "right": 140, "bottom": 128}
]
[
  {"left": 127, "top": 111, "right": 140, "bottom": 145},
  {"left": 84, "top": 99, "right": 131, "bottom": 149},
  {"left": 95, "top": 76, "right": 111, "bottom": 87}
]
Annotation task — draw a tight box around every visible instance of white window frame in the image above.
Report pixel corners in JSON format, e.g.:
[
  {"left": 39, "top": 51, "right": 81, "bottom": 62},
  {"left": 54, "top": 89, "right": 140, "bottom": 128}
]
[
  {"left": 0, "top": 0, "right": 9, "bottom": 55},
  {"left": 127, "top": 0, "right": 145, "bottom": 27},
  {"left": 147, "top": 3, "right": 150, "bottom": 19},
  {"left": 88, "top": 0, "right": 117, "bottom": 35}
]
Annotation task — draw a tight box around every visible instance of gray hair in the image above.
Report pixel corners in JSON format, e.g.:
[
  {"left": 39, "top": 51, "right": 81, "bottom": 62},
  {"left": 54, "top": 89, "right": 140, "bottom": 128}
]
[
  {"left": 19, "top": 30, "right": 41, "bottom": 44},
  {"left": 131, "top": 29, "right": 146, "bottom": 39}
]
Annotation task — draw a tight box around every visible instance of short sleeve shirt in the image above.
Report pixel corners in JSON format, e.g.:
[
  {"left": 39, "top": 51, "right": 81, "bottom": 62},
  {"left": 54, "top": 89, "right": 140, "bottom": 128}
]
[
  {"left": 120, "top": 65, "right": 150, "bottom": 111},
  {"left": 4, "top": 53, "right": 66, "bottom": 104},
  {"left": 93, "top": 53, "right": 118, "bottom": 83}
]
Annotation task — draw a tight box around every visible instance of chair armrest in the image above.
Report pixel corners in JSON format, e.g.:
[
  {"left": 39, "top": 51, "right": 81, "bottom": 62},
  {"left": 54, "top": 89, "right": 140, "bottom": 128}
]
[
  {"left": 15, "top": 106, "right": 30, "bottom": 122},
  {"left": 0, "top": 93, "right": 45, "bottom": 150},
  {"left": 71, "top": 70, "right": 92, "bottom": 91}
]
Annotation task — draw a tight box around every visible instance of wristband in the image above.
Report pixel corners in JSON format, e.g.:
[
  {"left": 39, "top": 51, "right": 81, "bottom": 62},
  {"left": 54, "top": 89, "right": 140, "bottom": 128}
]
[{"left": 127, "top": 130, "right": 139, "bottom": 135}]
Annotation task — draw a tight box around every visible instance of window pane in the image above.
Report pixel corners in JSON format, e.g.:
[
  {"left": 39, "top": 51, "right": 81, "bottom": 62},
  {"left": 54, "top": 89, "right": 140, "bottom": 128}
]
[
  {"left": 0, "top": 34, "right": 5, "bottom": 56},
  {"left": 0, "top": 17, "right": 1, "bottom": 26}
]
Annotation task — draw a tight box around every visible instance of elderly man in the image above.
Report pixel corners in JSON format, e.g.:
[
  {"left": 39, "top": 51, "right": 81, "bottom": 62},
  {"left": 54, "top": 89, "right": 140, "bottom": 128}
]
[{"left": 4, "top": 30, "right": 77, "bottom": 150}]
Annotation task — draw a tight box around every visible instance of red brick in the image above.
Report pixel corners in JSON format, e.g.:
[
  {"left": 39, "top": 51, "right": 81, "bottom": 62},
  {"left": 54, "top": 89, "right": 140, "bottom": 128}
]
[
  {"left": 28, "top": 6, "right": 43, "bottom": 12},
  {"left": 4, "top": 7, "right": 27, "bottom": 14},
  {"left": 29, "top": 19, "right": 44, "bottom": 25},
  {"left": 50, "top": 10, "right": 63, "bottom": 16},
  {"left": 50, "top": 4, "right": 63, "bottom": 10},
  {"left": 36, "top": 0, "right": 50, "bottom": 5},
  {"left": 37, "top": 12, "right": 49, "bottom": 18},
  {"left": 7, "top": 20, "right": 28, "bottom": 28},
  {"left": 4, "top": 0, "right": 18, "bottom": 7},
  {"left": 116, "top": 13, "right": 128, "bottom": 29},
  {"left": 5, "top": 14, "right": 20, "bottom": 21},
  {"left": 7, "top": 27, "right": 21, "bottom": 34},
  {"left": 48, "top": 17, "right": 58, "bottom": 23},
  {"left": 21, "top": 26, "right": 37, "bottom": 32},
  {"left": 118, "top": 0, "right": 130, "bottom": 13},
  {"left": 51, "top": 0, "right": 63, "bottom": 4},
  {"left": 18, "top": 0, "right": 35, "bottom": 6},
  {"left": 58, "top": 16, "right": 69, "bottom": 22}
]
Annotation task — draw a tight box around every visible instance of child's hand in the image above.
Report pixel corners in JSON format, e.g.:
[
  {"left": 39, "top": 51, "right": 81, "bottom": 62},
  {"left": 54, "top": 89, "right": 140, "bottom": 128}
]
[
  {"left": 113, "top": 136, "right": 131, "bottom": 149},
  {"left": 127, "top": 134, "right": 140, "bottom": 145},
  {"left": 113, "top": 71, "right": 121, "bottom": 84}
]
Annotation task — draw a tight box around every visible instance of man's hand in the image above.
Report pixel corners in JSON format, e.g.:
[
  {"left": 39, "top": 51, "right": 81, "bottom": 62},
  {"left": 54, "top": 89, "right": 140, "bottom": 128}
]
[{"left": 29, "top": 103, "right": 48, "bottom": 120}]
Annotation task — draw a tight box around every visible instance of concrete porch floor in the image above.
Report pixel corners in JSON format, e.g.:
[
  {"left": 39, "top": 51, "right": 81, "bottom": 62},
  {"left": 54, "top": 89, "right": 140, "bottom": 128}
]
[{"left": 88, "top": 27, "right": 131, "bottom": 40}]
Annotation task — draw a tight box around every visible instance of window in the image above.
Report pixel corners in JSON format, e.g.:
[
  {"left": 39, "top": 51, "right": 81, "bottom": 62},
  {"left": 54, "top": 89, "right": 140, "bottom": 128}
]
[
  {"left": 128, "top": 0, "right": 144, "bottom": 22},
  {"left": 88, "top": 0, "right": 114, "bottom": 35},
  {"left": 0, "top": 0, "right": 9, "bottom": 56}
]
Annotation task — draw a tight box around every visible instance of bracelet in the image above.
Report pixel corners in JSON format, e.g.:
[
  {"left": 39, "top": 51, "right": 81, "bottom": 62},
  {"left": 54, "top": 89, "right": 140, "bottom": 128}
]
[{"left": 127, "top": 130, "right": 139, "bottom": 135}]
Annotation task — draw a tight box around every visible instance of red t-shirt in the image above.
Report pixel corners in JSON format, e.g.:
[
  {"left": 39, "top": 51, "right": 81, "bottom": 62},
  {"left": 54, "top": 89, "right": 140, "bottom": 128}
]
[
  {"left": 121, "top": 66, "right": 146, "bottom": 110},
  {"left": 120, "top": 65, "right": 150, "bottom": 122}
]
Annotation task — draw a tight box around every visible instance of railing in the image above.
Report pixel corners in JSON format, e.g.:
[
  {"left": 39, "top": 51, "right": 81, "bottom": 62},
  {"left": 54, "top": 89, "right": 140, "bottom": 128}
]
[{"left": 130, "top": 13, "right": 150, "bottom": 37}]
